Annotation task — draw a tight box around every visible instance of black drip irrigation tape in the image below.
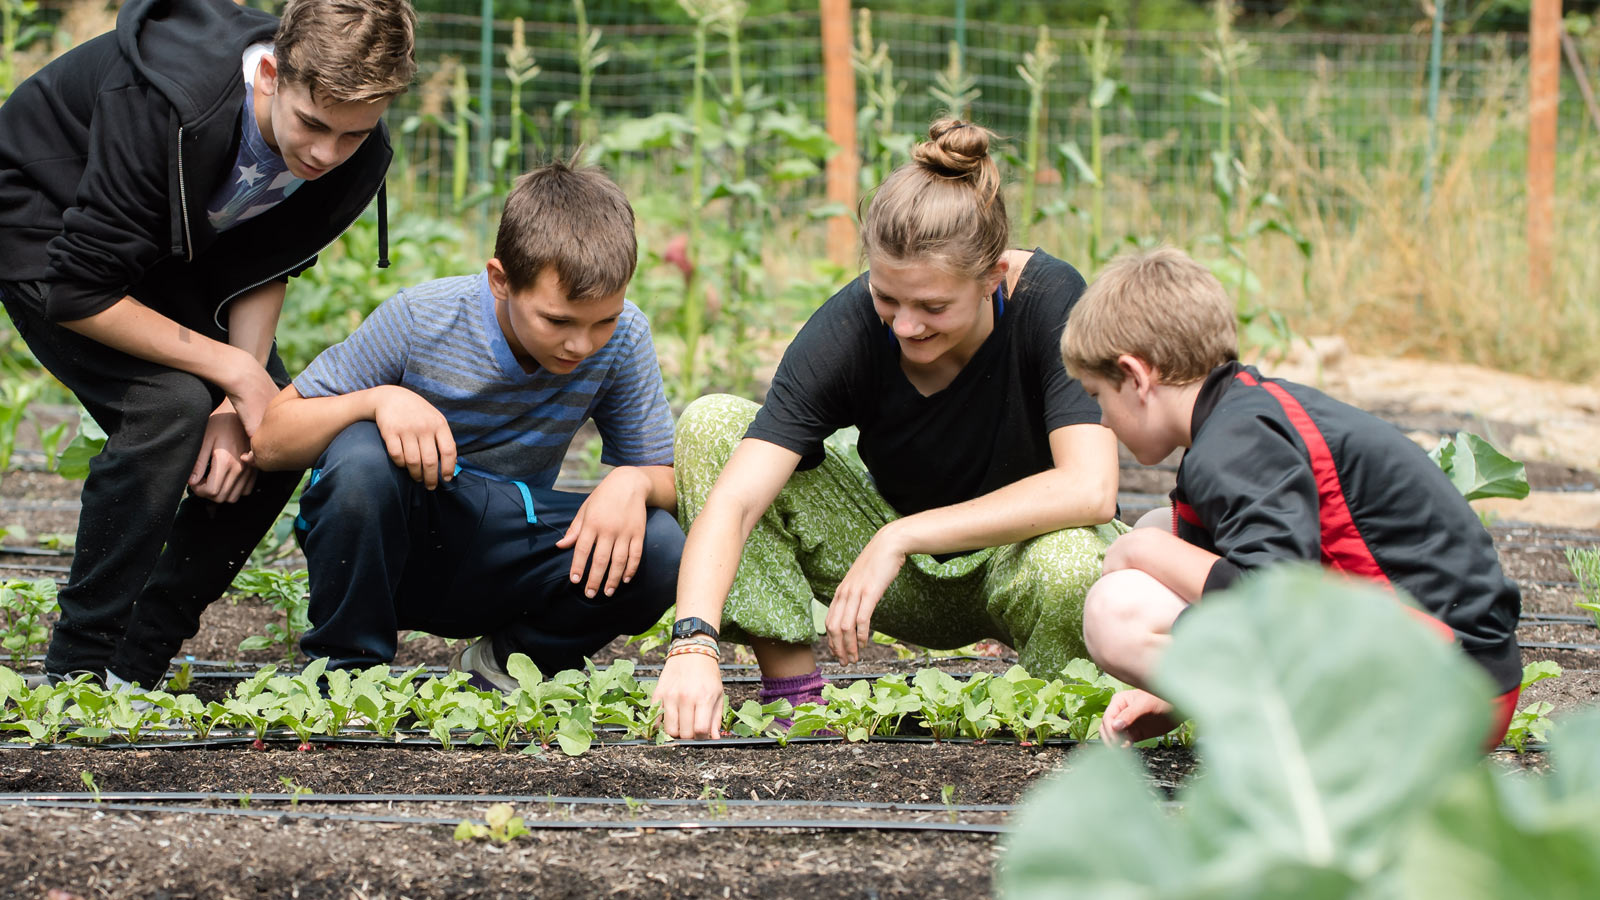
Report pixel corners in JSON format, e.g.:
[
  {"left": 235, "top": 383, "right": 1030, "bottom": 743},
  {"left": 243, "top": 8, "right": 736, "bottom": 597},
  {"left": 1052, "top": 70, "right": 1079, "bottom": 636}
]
[
  {"left": 0, "top": 561, "right": 69, "bottom": 575},
  {"left": 0, "top": 732, "right": 1080, "bottom": 752},
  {"left": 0, "top": 544, "right": 69, "bottom": 558},
  {"left": 1519, "top": 641, "right": 1600, "bottom": 652},
  {"left": 0, "top": 791, "right": 1019, "bottom": 813},
  {"left": 0, "top": 799, "right": 1012, "bottom": 834},
  {"left": 1520, "top": 613, "right": 1596, "bottom": 625}
]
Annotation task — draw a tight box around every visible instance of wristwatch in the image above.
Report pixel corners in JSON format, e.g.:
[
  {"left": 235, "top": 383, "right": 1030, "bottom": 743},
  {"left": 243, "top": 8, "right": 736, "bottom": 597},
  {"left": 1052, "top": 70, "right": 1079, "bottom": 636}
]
[{"left": 671, "top": 616, "right": 720, "bottom": 642}]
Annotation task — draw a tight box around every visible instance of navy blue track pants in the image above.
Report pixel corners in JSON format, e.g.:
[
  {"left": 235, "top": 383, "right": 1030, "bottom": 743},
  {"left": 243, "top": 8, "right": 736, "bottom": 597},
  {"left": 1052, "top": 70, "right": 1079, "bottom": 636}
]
[{"left": 295, "top": 421, "right": 682, "bottom": 675}]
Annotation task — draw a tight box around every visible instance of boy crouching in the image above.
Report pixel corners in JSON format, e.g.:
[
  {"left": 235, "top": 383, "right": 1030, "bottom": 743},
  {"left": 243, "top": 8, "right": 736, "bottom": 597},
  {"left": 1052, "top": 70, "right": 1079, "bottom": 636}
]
[
  {"left": 1060, "top": 247, "right": 1521, "bottom": 747},
  {"left": 252, "top": 161, "right": 683, "bottom": 685}
]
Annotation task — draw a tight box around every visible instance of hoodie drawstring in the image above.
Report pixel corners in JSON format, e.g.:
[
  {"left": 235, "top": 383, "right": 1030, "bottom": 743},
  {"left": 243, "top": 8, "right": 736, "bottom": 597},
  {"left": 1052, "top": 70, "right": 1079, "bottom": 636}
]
[{"left": 376, "top": 180, "right": 390, "bottom": 269}]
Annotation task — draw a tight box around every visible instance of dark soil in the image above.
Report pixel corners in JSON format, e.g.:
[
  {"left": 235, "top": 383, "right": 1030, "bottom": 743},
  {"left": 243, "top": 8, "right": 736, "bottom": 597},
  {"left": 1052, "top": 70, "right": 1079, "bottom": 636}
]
[{"left": 2, "top": 405, "right": 1598, "bottom": 898}]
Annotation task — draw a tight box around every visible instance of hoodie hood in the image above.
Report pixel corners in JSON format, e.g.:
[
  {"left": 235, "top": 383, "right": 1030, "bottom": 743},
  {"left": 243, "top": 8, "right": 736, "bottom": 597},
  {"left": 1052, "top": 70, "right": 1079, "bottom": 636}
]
[{"left": 116, "top": 0, "right": 277, "bottom": 126}]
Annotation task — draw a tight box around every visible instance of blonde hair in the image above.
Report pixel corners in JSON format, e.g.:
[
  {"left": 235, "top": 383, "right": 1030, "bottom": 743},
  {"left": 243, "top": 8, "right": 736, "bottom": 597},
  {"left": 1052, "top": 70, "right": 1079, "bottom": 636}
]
[
  {"left": 1061, "top": 246, "right": 1238, "bottom": 386},
  {"left": 275, "top": 0, "right": 418, "bottom": 103},
  {"left": 860, "top": 118, "right": 1008, "bottom": 280},
  {"left": 495, "top": 160, "right": 637, "bottom": 300}
]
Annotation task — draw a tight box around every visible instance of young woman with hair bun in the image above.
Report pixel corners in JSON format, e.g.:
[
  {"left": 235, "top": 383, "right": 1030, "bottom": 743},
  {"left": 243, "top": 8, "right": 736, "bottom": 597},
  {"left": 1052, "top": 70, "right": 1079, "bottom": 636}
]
[{"left": 655, "top": 119, "right": 1124, "bottom": 738}]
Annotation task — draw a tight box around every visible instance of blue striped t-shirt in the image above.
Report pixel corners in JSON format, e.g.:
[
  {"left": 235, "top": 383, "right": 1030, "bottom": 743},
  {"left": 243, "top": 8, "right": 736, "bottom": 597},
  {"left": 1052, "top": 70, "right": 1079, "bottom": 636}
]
[{"left": 293, "top": 272, "right": 674, "bottom": 486}]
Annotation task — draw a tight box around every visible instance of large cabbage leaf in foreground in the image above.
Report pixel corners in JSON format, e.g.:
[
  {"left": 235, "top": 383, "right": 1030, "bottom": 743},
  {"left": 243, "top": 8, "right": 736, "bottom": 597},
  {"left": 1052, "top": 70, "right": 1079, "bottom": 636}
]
[{"left": 999, "top": 565, "right": 1600, "bottom": 899}]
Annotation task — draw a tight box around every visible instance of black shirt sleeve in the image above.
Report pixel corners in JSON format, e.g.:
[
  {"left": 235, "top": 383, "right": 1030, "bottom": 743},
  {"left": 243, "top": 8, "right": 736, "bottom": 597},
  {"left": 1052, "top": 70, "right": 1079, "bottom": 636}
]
[
  {"left": 746, "top": 275, "right": 878, "bottom": 468},
  {"left": 1184, "top": 410, "right": 1324, "bottom": 597},
  {"left": 1017, "top": 256, "right": 1101, "bottom": 433}
]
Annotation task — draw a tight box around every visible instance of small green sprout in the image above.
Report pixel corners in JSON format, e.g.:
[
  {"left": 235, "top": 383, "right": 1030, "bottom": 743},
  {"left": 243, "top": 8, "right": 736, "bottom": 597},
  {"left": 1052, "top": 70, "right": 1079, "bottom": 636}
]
[
  {"left": 940, "top": 784, "right": 958, "bottom": 824},
  {"left": 455, "top": 803, "right": 530, "bottom": 844},
  {"left": 278, "top": 775, "right": 312, "bottom": 807},
  {"left": 80, "top": 771, "right": 101, "bottom": 804},
  {"left": 699, "top": 785, "right": 728, "bottom": 819}
]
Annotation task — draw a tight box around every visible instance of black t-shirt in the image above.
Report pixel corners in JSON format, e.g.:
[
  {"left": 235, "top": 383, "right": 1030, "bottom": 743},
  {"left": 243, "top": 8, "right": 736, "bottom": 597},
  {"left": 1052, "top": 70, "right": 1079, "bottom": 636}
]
[{"left": 747, "top": 249, "right": 1101, "bottom": 515}]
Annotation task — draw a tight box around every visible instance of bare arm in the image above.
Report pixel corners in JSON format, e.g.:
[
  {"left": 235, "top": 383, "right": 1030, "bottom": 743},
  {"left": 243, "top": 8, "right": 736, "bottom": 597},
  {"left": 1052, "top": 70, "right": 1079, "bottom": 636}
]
[
  {"left": 61, "top": 296, "right": 276, "bottom": 433},
  {"left": 225, "top": 281, "right": 286, "bottom": 367},
  {"left": 655, "top": 438, "right": 801, "bottom": 739},
  {"left": 872, "top": 422, "right": 1119, "bottom": 558},
  {"left": 253, "top": 383, "right": 391, "bottom": 470},
  {"left": 1102, "top": 528, "right": 1219, "bottom": 605}
]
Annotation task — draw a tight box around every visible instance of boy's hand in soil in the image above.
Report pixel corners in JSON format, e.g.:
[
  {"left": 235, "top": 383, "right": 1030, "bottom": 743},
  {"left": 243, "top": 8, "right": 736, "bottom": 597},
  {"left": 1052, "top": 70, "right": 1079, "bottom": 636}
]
[
  {"left": 189, "top": 399, "right": 257, "bottom": 503},
  {"left": 558, "top": 466, "right": 653, "bottom": 599},
  {"left": 373, "top": 385, "right": 457, "bottom": 489},
  {"left": 827, "top": 526, "right": 908, "bottom": 664},
  {"left": 654, "top": 651, "right": 725, "bottom": 739},
  {"left": 1101, "top": 688, "right": 1179, "bottom": 748}
]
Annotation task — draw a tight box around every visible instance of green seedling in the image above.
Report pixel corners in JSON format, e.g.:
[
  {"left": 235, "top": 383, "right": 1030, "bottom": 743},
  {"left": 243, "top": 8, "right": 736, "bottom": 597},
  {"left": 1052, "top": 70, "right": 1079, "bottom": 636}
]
[
  {"left": 699, "top": 785, "right": 729, "bottom": 819},
  {"left": 278, "top": 775, "right": 313, "bottom": 807},
  {"left": 454, "top": 803, "right": 530, "bottom": 844},
  {"left": 622, "top": 795, "right": 645, "bottom": 819},
  {"left": 940, "top": 784, "right": 958, "bottom": 824},
  {"left": 80, "top": 771, "right": 101, "bottom": 803},
  {"left": 0, "top": 578, "right": 57, "bottom": 665},
  {"left": 166, "top": 662, "right": 194, "bottom": 693},
  {"left": 237, "top": 792, "right": 251, "bottom": 809},
  {"left": 37, "top": 531, "right": 73, "bottom": 551},
  {"left": 232, "top": 568, "right": 311, "bottom": 662},
  {"left": 1566, "top": 547, "right": 1600, "bottom": 625}
]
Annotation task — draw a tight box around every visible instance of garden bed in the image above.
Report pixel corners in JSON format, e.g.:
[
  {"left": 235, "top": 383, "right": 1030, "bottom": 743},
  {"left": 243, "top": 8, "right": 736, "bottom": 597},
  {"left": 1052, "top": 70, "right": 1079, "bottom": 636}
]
[{"left": 1, "top": 402, "right": 1597, "bottom": 900}]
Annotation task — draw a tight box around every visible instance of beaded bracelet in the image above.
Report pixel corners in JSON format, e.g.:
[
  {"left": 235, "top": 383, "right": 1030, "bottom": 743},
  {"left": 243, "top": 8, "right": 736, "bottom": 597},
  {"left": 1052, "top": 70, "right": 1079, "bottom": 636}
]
[
  {"left": 666, "top": 644, "right": 720, "bottom": 661},
  {"left": 669, "top": 636, "right": 720, "bottom": 654}
]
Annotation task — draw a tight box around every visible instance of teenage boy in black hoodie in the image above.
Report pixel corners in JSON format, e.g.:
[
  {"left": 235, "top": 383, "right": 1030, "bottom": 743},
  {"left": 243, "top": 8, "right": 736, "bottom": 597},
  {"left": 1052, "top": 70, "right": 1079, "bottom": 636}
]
[
  {"left": 0, "top": 0, "right": 417, "bottom": 688},
  {"left": 1060, "top": 247, "right": 1523, "bottom": 749}
]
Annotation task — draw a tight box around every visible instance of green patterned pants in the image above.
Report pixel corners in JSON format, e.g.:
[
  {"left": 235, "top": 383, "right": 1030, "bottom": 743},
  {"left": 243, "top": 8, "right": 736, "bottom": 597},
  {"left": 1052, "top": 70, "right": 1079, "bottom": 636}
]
[{"left": 674, "top": 394, "right": 1126, "bottom": 679}]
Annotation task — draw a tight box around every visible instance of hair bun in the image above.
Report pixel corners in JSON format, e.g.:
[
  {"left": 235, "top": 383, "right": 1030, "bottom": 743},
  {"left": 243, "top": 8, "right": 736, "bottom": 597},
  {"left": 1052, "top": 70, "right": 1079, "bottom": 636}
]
[{"left": 913, "top": 118, "right": 994, "bottom": 179}]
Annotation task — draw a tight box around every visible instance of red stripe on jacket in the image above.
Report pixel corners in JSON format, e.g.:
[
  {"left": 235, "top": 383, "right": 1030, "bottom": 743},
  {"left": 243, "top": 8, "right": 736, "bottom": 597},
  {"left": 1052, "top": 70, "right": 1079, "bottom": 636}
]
[{"left": 1234, "top": 371, "right": 1390, "bottom": 585}]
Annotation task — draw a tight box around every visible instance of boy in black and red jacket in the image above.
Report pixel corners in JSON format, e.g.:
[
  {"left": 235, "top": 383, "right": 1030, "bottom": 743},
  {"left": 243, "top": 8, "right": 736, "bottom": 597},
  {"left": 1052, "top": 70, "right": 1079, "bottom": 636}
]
[
  {"left": 1059, "top": 247, "right": 1522, "bottom": 747},
  {"left": 0, "top": 0, "right": 416, "bottom": 688}
]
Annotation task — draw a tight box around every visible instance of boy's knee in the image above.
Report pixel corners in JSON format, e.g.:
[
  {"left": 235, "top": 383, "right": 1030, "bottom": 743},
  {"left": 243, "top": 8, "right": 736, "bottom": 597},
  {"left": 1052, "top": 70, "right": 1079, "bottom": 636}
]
[
  {"left": 674, "top": 394, "right": 758, "bottom": 464},
  {"left": 306, "top": 422, "right": 407, "bottom": 513},
  {"left": 1082, "top": 571, "right": 1154, "bottom": 657}
]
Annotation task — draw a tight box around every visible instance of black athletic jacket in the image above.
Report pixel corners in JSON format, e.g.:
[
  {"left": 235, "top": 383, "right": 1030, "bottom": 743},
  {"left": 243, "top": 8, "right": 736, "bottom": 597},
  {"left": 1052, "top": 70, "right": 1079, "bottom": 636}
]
[
  {"left": 0, "top": 0, "right": 391, "bottom": 335},
  {"left": 1172, "top": 362, "right": 1522, "bottom": 693}
]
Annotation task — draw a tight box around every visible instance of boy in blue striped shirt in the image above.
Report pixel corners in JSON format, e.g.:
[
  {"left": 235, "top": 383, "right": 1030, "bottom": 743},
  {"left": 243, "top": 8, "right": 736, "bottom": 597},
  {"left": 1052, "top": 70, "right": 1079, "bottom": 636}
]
[{"left": 252, "top": 161, "right": 682, "bottom": 684}]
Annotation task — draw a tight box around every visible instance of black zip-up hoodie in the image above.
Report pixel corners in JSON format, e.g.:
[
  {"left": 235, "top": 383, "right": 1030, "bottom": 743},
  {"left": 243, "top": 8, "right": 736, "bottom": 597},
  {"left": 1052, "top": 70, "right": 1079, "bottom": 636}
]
[
  {"left": 0, "top": 0, "right": 391, "bottom": 336},
  {"left": 1171, "top": 362, "right": 1523, "bottom": 693}
]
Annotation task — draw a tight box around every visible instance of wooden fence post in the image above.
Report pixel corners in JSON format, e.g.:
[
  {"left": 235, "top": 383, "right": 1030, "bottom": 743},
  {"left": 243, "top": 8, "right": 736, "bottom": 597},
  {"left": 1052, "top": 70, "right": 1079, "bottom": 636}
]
[
  {"left": 1527, "top": 0, "right": 1560, "bottom": 301},
  {"left": 820, "top": 0, "right": 858, "bottom": 267}
]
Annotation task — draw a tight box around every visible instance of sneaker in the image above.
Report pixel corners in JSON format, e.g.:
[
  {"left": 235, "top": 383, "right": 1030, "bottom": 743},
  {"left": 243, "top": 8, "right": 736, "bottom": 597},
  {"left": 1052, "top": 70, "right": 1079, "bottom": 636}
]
[
  {"left": 452, "top": 638, "right": 517, "bottom": 693},
  {"left": 105, "top": 670, "right": 157, "bottom": 713}
]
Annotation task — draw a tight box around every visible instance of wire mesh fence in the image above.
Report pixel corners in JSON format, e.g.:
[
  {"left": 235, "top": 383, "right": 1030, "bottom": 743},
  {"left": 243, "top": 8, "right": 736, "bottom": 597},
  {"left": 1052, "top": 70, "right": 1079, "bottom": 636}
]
[{"left": 390, "top": 2, "right": 1600, "bottom": 221}]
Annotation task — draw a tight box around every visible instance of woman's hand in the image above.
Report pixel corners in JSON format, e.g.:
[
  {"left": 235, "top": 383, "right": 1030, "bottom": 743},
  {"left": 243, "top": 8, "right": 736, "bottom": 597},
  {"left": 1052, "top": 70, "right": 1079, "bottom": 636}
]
[
  {"left": 826, "top": 527, "right": 908, "bottom": 664},
  {"left": 653, "top": 652, "right": 726, "bottom": 739}
]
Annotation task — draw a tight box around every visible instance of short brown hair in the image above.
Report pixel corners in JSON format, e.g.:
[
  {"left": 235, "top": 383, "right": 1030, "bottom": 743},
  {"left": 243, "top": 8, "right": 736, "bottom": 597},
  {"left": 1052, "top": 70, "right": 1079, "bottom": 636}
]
[
  {"left": 1061, "top": 247, "right": 1238, "bottom": 387},
  {"left": 275, "top": 0, "right": 418, "bottom": 103},
  {"left": 495, "top": 160, "right": 637, "bottom": 300},
  {"left": 861, "top": 118, "right": 1008, "bottom": 280}
]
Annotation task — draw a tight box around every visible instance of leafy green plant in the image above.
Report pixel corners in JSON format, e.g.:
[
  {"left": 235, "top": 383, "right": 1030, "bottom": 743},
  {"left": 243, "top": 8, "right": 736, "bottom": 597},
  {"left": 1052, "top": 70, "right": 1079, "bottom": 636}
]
[
  {"left": 699, "top": 785, "right": 729, "bottom": 818},
  {"left": 1428, "top": 432, "right": 1530, "bottom": 502},
  {"left": 232, "top": 568, "right": 310, "bottom": 661},
  {"left": 553, "top": 0, "right": 610, "bottom": 147},
  {"left": 79, "top": 771, "right": 101, "bottom": 804},
  {"left": 1014, "top": 25, "right": 1058, "bottom": 248},
  {"left": 1564, "top": 547, "right": 1600, "bottom": 626},
  {"left": 0, "top": 577, "right": 56, "bottom": 665},
  {"left": 1000, "top": 565, "right": 1600, "bottom": 899},
  {"left": 940, "top": 784, "right": 959, "bottom": 824},
  {"left": 852, "top": 8, "right": 911, "bottom": 194},
  {"left": 454, "top": 803, "right": 530, "bottom": 844},
  {"left": 929, "top": 41, "right": 979, "bottom": 121},
  {"left": 0, "top": 0, "right": 50, "bottom": 101},
  {"left": 278, "top": 775, "right": 312, "bottom": 807},
  {"left": 53, "top": 409, "right": 105, "bottom": 481},
  {"left": 1504, "top": 661, "right": 1564, "bottom": 753}
]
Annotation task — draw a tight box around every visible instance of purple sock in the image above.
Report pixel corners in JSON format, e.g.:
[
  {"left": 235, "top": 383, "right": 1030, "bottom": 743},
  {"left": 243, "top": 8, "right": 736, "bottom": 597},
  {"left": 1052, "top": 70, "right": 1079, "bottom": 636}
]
[{"left": 760, "top": 669, "right": 827, "bottom": 707}]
